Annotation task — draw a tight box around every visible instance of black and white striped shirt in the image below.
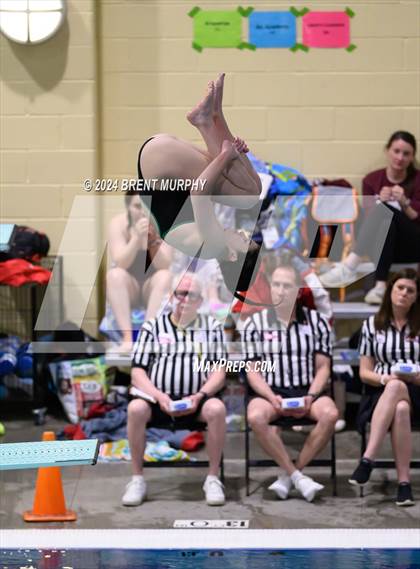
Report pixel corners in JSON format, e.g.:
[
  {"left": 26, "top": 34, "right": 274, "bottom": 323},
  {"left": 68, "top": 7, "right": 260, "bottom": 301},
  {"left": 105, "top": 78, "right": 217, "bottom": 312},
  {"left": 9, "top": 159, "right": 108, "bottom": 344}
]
[
  {"left": 359, "top": 315, "right": 420, "bottom": 375},
  {"left": 242, "top": 306, "right": 332, "bottom": 389},
  {"left": 132, "top": 313, "right": 226, "bottom": 397}
]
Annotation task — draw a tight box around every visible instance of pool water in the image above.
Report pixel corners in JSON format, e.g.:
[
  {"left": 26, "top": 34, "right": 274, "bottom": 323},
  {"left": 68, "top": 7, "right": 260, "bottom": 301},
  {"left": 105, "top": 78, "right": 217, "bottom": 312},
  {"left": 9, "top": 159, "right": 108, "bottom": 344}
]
[{"left": 1, "top": 548, "right": 419, "bottom": 569}]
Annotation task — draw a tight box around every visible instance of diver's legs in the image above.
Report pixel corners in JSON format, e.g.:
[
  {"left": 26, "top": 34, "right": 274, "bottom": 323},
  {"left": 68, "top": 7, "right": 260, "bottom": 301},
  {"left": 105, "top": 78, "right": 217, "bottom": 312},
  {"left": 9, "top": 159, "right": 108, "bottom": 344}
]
[{"left": 187, "top": 77, "right": 261, "bottom": 199}]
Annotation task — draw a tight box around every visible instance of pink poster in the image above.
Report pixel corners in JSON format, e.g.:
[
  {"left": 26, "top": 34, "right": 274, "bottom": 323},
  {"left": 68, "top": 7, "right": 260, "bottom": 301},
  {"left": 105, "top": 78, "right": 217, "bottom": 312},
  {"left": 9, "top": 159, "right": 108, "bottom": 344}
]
[{"left": 302, "top": 12, "right": 350, "bottom": 48}]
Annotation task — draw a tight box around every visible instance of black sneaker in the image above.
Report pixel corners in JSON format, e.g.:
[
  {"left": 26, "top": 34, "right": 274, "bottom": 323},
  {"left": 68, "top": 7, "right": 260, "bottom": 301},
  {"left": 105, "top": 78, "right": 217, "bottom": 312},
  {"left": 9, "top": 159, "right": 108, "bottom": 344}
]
[
  {"left": 348, "top": 458, "right": 373, "bottom": 486},
  {"left": 396, "top": 483, "right": 414, "bottom": 507}
]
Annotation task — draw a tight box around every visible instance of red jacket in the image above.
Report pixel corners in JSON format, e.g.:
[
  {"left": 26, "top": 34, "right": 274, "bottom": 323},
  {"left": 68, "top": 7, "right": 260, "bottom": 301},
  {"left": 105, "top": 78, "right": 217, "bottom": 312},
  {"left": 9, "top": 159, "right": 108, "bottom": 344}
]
[{"left": 0, "top": 259, "right": 51, "bottom": 286}]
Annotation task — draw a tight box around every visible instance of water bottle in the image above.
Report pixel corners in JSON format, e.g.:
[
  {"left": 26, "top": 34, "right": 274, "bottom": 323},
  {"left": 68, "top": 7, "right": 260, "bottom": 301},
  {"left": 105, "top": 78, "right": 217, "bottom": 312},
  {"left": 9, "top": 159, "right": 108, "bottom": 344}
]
[
  {"left": 223, "top": 315, "right": 237, "bottom": 344},
  {"left": 0, "top": 336, "right": 20, "bottom": 376},
  {"left": 0, "top": 350, "right": 17, "bottom": 376},
  {"left": 131, "top": 309, "right": 145, "bottom": 342},
  {"left": 16, "top": 344, "right": 33, "bottom": 377}
]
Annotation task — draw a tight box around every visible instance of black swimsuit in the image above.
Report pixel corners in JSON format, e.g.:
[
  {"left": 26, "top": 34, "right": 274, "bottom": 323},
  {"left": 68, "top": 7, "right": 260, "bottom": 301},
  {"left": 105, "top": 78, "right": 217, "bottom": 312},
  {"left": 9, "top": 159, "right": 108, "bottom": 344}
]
[
  {"left": 137, "top": 138, "right": 195, "bottom": 238},
  {"left": 127, "top": 248, "right": 154, "bottom": 279},
  {"left": 137, "top": 139, "right": 262, "bottom": 301}
]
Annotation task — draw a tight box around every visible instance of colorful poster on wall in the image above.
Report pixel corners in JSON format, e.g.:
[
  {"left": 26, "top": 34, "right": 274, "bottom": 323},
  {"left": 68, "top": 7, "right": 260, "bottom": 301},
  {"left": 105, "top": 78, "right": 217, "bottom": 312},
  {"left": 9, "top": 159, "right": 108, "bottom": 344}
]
[
  {"left": 302, "top": 11, "right": 353, "bottom": 49},
  {"left": 249, "top": 11, "right": 297, "bottom": 48},
  {"left": 190, "top": 7, "right": 251, "bottom": 51}
]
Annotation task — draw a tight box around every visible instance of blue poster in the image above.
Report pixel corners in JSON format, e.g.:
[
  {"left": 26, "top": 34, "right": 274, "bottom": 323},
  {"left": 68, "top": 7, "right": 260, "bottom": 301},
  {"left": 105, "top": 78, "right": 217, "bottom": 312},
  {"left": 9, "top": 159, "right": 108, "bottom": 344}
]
[{"left": 249, "top": 11, "right": 296, "bottom": 48}]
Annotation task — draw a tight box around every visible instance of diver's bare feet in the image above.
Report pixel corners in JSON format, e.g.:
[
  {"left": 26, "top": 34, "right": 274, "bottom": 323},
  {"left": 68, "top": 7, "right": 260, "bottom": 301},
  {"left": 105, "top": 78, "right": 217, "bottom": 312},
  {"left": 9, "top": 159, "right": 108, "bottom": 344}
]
[
  {"left": 187, "top": 81, "right": 215, "bottom": 127},
  {"left": 213, "top": 73, "right": 225, "bottom": 120},
  {"left": 221, "top": 139, "right": 240, "bottom": 161},
  {"left": 234, "top": 136, "right": 249, "bottom": 154}
]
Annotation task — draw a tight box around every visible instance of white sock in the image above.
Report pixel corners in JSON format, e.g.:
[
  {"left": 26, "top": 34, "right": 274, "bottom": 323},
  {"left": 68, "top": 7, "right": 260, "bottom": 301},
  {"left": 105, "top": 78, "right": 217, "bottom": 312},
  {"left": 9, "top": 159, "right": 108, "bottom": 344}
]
[
  {"left": 279, "top": 470, "right": 291, "bottom": 479},
  {"left": 374, "top": 281, "right": 386, "bottom": 291},
  {"left": 290, "top": 470, "right": 304, "bottom": 484},
  {"left": 132, "top": 474, "right": 144, "bottom": 482},
  {"left": 344, "top": 253, "right": 360, "bottom": 271},
  {"left": 206, "top": 474, "right": 219, "bottom": 481}
]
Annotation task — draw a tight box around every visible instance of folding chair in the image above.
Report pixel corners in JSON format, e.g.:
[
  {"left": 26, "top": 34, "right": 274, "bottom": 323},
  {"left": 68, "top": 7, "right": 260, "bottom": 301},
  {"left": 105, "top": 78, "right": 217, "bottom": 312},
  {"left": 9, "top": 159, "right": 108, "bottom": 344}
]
[{"left": 311, "top": 184, "right": 359, "bottom": 302}]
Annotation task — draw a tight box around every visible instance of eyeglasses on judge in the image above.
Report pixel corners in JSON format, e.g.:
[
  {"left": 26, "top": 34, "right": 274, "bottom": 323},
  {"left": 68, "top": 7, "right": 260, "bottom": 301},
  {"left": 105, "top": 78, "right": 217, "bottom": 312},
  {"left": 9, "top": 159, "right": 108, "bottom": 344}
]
[{"left": 174, "top": 289, "right": 202, "bottom": 301}]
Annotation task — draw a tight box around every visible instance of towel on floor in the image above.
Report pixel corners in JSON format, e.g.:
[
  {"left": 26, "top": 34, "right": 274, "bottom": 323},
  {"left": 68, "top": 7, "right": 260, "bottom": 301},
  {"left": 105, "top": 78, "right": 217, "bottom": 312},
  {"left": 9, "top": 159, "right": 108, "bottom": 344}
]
[{"left": 98, "top": 439, "right": 195, "bottom": 462}]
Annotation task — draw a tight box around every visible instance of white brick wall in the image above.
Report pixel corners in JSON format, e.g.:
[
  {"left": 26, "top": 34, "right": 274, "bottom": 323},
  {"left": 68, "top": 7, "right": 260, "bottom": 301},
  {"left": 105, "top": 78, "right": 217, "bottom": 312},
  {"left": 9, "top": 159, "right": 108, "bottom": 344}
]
[
  {"left": 0, "top": 0, "right": 98, "bottom": 336},
  {"left": 101, "top": 0, "right": 420, "bottom": 185},
  {"left": 1, "top": 0, "right": 419, "bottom": 338}
]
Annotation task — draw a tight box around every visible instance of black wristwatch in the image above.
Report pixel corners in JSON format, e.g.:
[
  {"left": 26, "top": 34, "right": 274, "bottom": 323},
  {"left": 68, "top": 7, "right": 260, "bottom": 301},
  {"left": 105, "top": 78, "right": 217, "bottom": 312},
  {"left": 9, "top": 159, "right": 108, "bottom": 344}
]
[
  {"left": 198, "top": 390, "right": 209, "bottom": 401},
  {"left": 307, "top": 391, "right": 320, "bottom": 400}
]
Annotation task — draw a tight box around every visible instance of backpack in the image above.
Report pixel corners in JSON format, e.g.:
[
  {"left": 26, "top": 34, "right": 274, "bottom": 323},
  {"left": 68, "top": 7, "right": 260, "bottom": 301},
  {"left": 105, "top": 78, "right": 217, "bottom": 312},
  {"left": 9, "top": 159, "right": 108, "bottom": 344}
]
[{"left": 0, "top": 225, "right": 50, "bottom": 262}]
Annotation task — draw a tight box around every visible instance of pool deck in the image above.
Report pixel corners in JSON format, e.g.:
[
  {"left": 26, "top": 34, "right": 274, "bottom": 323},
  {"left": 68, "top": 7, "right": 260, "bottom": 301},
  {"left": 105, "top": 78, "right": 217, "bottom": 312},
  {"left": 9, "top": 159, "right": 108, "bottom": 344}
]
[{"left": 1, "top": 416, "right": 419, "bottom": 531}]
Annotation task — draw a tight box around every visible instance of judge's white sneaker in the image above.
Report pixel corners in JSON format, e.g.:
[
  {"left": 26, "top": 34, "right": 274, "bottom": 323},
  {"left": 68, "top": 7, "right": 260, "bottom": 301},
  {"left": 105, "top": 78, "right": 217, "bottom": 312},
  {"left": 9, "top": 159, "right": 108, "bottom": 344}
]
[
  {"left": 293, "top": 474, "right": 324, "bottom": 502},
  {"left": 269, "top": 474, "right": 292, "bottom": 500},
  {"left": 122, "top": 476, "right": 147, "bottom": 506},
  {"left": 203, "top": 475, "right": 225, "bottom": 506}
]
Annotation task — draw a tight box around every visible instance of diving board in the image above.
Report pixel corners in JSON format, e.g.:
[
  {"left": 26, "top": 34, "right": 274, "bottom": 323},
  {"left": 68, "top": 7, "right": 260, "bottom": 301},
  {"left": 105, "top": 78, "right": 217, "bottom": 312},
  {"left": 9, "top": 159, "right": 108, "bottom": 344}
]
[{"left": 0, "top": 439, "right": 99, "bottom": 470}]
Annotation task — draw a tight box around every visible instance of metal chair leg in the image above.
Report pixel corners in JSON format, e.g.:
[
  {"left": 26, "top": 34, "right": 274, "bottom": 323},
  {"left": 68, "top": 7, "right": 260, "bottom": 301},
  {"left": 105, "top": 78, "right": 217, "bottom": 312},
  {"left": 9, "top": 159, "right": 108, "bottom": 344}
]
[
  {"left": 360, "top": 425, "right": 366, "bottom": 498},
  {"left": 245, "top": 424, "right": 250, "bottom": 497},
  {"left": 331, "top": 432, "right": 337, "bottom": 497},
  {"left": 220, "top": 454, "right": 225, "bottom": 484}
]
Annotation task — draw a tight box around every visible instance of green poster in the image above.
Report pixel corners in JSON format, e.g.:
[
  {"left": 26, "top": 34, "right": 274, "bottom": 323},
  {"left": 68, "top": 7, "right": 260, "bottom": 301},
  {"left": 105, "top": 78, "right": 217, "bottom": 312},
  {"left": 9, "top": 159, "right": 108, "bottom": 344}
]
[{"left": 191, "top": 9, "right": 243, "bottom": 50}]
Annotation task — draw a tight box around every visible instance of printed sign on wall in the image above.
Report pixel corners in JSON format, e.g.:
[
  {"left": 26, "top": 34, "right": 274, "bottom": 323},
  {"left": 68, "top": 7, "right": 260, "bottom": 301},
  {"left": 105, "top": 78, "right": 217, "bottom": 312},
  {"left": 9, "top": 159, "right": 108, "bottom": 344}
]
[
  {"left": 302, "top": 10, "right": 355, "bottom": 50},
  {"left": 249, "top": 11, "right": 297, "bottom": 48},
  {"left": 189, "top": 6, "right": 254, "bottom": 51},
  {"left": 189, "top": 6, "right": 356, "bottom": 52}
]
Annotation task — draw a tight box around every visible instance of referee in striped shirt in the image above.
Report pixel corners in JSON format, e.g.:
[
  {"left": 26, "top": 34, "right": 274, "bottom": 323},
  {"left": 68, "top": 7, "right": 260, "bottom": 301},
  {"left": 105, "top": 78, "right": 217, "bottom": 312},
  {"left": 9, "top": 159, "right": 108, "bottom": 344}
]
[
  {"left": 122, "top": 272, "right": 227, "bottom": 507},
  {"left": 348, "top": 268, "right": 420, "bottom": 506},
  {"left": 242, "top": 262, "right": 338, "bottom": 502}
]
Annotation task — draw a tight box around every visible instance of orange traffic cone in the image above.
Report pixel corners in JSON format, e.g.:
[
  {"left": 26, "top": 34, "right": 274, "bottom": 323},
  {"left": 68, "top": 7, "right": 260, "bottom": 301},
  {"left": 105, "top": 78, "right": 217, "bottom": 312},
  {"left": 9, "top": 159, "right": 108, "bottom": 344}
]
[{"left": 23, "top": 431, "right": 77, "bottom": 522}]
